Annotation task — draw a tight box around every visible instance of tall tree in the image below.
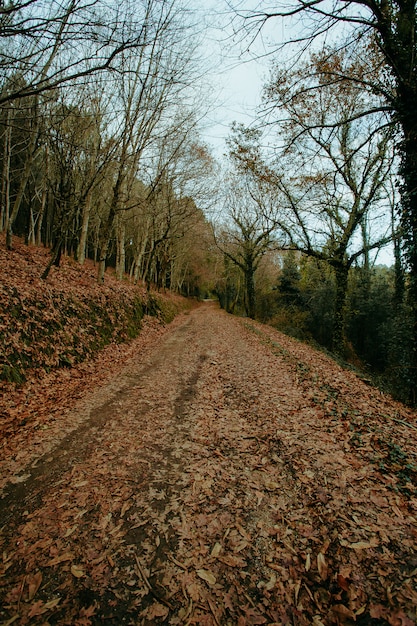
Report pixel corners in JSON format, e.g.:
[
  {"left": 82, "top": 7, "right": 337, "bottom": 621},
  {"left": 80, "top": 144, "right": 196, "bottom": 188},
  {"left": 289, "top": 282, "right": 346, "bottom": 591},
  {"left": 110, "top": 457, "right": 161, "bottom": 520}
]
[
  {"left": 231, "top": 0, "right": 417, "bottom": 391},
  {"left": 215, "top": 171, "right": 279, "bottom": 319},
  {"left": 230, "top": 50, "right": 396, "bottom": 351},
  {"left": 95, "top": 0, "right": 201, "bottom": 283}
]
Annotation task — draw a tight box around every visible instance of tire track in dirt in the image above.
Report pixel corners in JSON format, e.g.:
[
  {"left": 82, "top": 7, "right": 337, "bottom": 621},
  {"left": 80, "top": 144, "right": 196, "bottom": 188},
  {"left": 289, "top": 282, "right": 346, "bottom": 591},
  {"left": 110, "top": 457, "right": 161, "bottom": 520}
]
[
  {"left": 0, "top": 306, "right": 223, "bottom": 624},
  {"left": 0, "top": 315, "right": 203, "bottom": 526}
]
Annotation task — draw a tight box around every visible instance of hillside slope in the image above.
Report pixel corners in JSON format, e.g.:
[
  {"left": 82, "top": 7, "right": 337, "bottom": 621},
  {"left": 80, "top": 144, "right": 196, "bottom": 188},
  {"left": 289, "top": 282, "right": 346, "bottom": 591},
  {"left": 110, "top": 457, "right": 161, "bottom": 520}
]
[{"left": 0, "top": 238, "right": 191, "bottom": 444}]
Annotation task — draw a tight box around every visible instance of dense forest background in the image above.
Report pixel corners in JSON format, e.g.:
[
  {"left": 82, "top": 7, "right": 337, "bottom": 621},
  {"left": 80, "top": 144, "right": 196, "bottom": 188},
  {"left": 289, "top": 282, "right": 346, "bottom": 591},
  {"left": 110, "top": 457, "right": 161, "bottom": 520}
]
[{"left": 0, "top": 0, "right": 416, "bottom": 405}]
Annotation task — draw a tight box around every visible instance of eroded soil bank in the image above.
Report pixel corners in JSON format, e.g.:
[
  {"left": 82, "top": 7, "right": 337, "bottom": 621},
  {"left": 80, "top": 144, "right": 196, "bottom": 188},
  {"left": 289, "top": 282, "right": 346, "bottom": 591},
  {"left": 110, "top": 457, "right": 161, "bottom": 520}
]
[{"left": 1, "top": 303, "right": 416, "bottom": 625}]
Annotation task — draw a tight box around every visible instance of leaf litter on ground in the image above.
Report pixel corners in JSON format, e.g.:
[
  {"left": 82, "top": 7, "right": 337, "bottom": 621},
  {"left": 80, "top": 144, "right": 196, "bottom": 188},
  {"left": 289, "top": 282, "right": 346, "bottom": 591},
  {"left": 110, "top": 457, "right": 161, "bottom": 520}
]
[{"left": 0, "top": 244, "right": 417, "bottom": 625}]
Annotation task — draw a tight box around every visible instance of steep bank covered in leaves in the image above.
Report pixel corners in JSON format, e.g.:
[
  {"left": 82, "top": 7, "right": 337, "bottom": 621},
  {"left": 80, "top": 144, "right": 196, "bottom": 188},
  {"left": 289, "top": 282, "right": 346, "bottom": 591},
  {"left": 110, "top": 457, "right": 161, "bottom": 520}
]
[
  {"left": 0, "top": 238, "right": 191, "bottom": 446},
  {"left": 0, "top": 238, "right": 189, "bottom": 385}
]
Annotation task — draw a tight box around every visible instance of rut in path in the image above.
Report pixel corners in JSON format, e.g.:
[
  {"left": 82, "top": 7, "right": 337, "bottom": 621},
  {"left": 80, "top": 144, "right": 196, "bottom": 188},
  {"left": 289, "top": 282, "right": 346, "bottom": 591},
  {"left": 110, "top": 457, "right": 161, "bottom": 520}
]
[{"left": 1, "top": 303, "right": 416, "bottom": 626}]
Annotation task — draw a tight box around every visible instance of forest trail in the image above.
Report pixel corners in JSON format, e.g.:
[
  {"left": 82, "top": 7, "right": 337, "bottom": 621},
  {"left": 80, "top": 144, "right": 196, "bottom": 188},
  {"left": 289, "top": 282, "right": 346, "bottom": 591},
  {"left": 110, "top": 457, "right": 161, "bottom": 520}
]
[{"left": 1, "top": 302, "right": 417, "bottom": 625}]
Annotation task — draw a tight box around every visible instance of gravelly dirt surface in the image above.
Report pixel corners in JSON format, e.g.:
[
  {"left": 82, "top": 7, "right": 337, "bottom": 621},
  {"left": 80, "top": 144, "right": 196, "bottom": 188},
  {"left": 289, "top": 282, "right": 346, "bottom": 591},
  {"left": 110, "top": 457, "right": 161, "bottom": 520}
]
[{"left": 1, "top": 303, "right": 417, "bottom": 625}]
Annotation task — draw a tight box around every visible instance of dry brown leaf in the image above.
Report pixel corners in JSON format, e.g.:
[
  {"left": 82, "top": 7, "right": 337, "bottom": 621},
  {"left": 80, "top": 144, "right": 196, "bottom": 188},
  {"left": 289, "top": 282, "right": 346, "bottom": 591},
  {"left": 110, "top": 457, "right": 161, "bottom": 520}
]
[
  {"left": 196, "top": 569, "right": 216, "bottom": 586},
  {"left": 217, "top": 554, "right": 246, "bottom": 567},
  {"left": 70, "top": 564, "right": 85, "bottom": 578},
  {"left": 145, "top": 603, "right": 170, "bottom": 620},
  {"left": 337, "top": 573, "right": 349, "bottom": 592},
  {"left": 211, "top": 542, "right": 222, "bottom": 557},
  {"left": 294, "top": 579, "right": 301, "bottom": 603},
  {"left": 233, "top": 540, "right": 249, "bottom": 552},
  {"left": 120, "top": 500, "right": 131, "bottom": 517},
  {"left": 27, "top": 571, "right": 42, "bottom": 601},
  {"left": 1, "top": 617, "right": 20, "bottom": 625},
  {"left": 44, "top": 598, "right": 61, "bottom": 610},
  {"left": 46, "top": 552, "right": 73, "bottom": 566},
  {"left": 341, "top": 539, "right": 379, "bottom": 550},
  {"left": 331, "top": 604, "right": 356, "bottom": 620},
  {"left": 64, "top": 525, "right": 78, "bottom": 538},
  {"left": 9, "top": 474, "right": 31, "bottom": 484},
  {"left": 264, "top": 480, "right": 280, "bottom": 491},
  {"left": 317, "top": 553, "right": 328, "bottom": 580},
  {"left": 28, "top": 601, "right": 47, "bottom": 618}
]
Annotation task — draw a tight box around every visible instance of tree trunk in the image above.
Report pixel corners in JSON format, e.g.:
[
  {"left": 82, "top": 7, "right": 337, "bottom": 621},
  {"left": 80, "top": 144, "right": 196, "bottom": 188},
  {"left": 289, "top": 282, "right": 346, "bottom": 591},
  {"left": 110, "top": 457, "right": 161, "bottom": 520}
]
[
  {"left": 244, "top": 256, "right": 256, "bottom": 319},
  {"left": 28, "top": 204, "right": 36, "bottom": 245},
  {"left": 398, "top": 108, "right": 417, "bottom": 403},
  {"left": 115, "top": 218, "right": 126, "bottom": 281},
  {"left": 97, "top": 177, "right": 120, "bottom": 283},
  {"left": 97, "top": 236, "right": 110, "bottom": 284},
  {"left": 132, "top": 232, "right": 149, "bottom": 284},
  {"left": 332, "top": 263, "right": 349, "bottom": 355},
  {"left": 41, "top": 239, "right": 62, "bottom": 280},
  {"left": 36, "top": 183, "right": 47, "bottom": 246},
  {"left": 1, "top": 108, "right": 12, "bottom": 233},
  {"left": 77, "top": 193, "right": 92, "bottom": 265}
]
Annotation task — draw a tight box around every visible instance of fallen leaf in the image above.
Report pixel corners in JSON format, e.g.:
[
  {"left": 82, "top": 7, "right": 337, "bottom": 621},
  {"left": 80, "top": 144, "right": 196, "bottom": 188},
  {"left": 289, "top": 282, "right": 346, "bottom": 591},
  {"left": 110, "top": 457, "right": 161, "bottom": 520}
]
[
  {"left": 46, "top": 552, "right": 74, "bottom": 566},
  {"left": 64, "top": 525, "right": 78, "bottom": 538},
  {"left": 211, "top": 542, "right": 222, "bottom": 557},
  {"left": 294, "top": 579, "right": 301, "bottom": 603},
  {"left": 27, "top": 571, "right": 42, "bottom": 601},
  {"left": 317, "top": 553, "right": 328, "bottom": 580},
  {"left": 346, "top": 540, "right": 378, "bottom": 550},
  {"left": 145, "top": 602, "right": 170, "bottom": 619},
  {"left": 233, "top": 540, "right": 249, "bottom": 552},
  {"left": 186, "top": 582, "right": 200, "bottom": 601},
  {"left": 196, "top": 569, "right": 216, "bottom": 586},
  {"left": 79, "top": 604, "right": 97, "bottom": 619},
  {"left": 44, "top": 598, "right": 61, "bottom": 610},
  {"left": 28, "top": 600, "right": 46, "bottom": 618},
  {"left": 369, "top": 604, "right": 388, "bottom": 619},
  {"left": 331, "top": 604, "right": 356, "bottom": 620},
  {"left": 337, "top": 573, "right": 349, "bottom": 592},
  {"left": 217, "top": 554, "right": 246, "bottom": 567},
  {"left": 264, "top": 480, "right": 280, "bottom": 491},
  {"left": 120, "top": 500, "right": 131, "bottom": 517},
  {"left": 71, "top": 564, "right": 85, "bottom": 578},
  {"left": 9, "top": 473, "right": 31, "bottom": 484}
]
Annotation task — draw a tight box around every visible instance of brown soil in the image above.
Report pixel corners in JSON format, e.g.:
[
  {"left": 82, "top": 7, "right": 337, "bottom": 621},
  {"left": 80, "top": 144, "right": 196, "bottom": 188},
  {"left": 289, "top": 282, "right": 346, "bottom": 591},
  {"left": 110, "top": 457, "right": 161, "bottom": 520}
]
[{"left": 1, "top": 303, "right": 417, "bottom": 625}]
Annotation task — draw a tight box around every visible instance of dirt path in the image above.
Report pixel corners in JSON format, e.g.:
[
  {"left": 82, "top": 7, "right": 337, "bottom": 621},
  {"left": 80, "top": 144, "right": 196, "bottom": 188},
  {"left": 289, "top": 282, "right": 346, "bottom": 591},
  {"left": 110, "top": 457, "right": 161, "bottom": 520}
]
[{"left": 1, "top": 303, "right": 417, "bottom": 625}]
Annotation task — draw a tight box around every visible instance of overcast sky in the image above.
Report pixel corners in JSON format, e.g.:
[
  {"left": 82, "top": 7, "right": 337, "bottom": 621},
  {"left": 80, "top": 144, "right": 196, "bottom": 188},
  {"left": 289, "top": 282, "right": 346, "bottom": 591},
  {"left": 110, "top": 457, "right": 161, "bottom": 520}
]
[
  {"left": 193, "top": 1, "right": 271, "bottom": 159},
  {"left": 192, "top": 2, "right": 395, "bottom": 266}
]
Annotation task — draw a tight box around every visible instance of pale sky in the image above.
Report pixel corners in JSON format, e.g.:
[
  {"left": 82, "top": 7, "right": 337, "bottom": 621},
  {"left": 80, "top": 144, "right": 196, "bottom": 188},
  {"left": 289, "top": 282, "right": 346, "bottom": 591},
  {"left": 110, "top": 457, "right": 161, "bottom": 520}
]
[
  {"left": 194, "top": 1, "right": 270, "bottom": 159},
  {"left": 191, "top": 2, "right": 395, "bottom": 266}
]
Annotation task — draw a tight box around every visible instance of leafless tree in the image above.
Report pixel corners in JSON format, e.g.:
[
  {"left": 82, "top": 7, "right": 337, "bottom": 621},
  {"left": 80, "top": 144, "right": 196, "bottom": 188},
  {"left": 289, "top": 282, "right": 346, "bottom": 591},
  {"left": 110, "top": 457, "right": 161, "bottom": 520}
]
[
  {"left": 230, "top": 0, "right": 417, "bottom": 395},
  {"left": 0, "top": 1, "right": 169, "bottom": 104},
  {"left": 229, "top": 49, "right": 396, "bottom": 349},
  {"left": 215, "top": 168, "right": 280, "bottom": 319},
  {"left": 93, "top": 0, "right": 203, "bottom": 283}
]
